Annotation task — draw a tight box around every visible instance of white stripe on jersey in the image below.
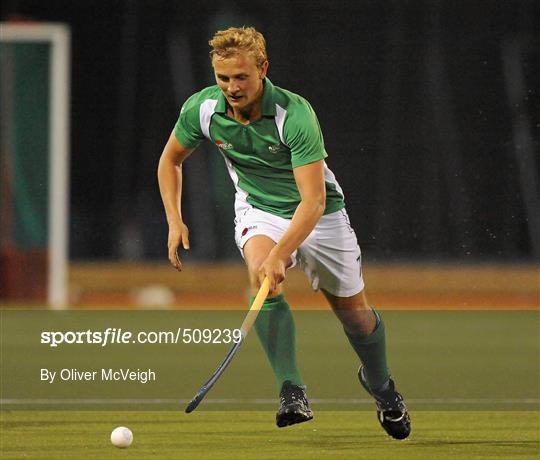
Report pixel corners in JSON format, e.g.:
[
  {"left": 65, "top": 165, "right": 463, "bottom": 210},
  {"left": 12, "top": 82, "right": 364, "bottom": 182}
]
[
  {"left": 323, "top": 162, "right": 345, "bottom": 199},
  {"left": 216, "top": 150, "right": 251, "bottom": 216},
  {"left": 198, "top": 98, "right": 250, "bottom": 214},
  {"left": 275, "top": 104, "right": 289, "bottom": 147},
  {"left": 199, "top": 99, "right": 218, "bottom": 140}
]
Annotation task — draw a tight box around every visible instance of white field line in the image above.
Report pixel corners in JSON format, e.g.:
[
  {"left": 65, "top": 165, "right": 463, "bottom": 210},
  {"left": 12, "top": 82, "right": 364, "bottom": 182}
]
[{"left": 1, "top": 398, "right": 539, "bottom": 405}]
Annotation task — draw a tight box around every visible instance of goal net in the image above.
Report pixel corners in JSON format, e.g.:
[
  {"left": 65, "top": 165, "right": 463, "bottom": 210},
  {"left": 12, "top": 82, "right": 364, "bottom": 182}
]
[{"left": 0, "top": 23, "right": 70, "bottom": 308}]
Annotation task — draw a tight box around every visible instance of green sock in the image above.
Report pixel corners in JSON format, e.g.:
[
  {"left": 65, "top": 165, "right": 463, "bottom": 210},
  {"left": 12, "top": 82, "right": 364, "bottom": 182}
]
[
  {"left": 345, "top": 310, "right": 390, "bottom": 391},
  {"left": 253, "top": 294, "right": 303, "bottom": 390}
]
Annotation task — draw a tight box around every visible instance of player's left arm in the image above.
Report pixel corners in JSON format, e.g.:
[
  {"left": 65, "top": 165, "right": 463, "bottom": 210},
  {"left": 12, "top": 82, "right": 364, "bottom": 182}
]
[{"left": 259, "top": 160, "right": 326, "bottom": 291}]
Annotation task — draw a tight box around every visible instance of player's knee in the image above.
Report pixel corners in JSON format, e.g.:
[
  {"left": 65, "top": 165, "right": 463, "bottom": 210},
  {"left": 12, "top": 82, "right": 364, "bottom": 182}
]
[
  {"left": 247, "top": 259, "right": 262, "bottom": 280},
  {"left": 342, "top": 314, "right": 376, "bottom": 336},
  {"left": 340, "top": 305, "right": 378, "bottom": 336},
  {"left": 247, "top": 260, "right": 266, "bottom": 290},
  {"left": 247, "top": 263, "right": 283, "bottom": 296}
]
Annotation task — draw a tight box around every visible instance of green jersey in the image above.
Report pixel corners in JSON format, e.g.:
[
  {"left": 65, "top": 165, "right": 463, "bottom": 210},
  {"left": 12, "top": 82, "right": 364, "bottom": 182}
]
[{"left": 174, "top": 78, "right": 345, "bottom": 219}]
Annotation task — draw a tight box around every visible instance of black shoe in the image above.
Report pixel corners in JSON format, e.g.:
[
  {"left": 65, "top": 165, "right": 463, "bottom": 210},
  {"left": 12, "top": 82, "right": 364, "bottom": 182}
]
[
  {"left": 276, "top": 380, "right": 314, "bottom": 428},
  {"left": 358, "top": 366, "right": 411, "bottom": 440}
]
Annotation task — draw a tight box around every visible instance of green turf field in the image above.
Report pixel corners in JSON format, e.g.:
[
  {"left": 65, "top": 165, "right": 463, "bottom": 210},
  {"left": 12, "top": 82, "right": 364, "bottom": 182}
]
[
  {"left": 1, "top": 410, "right": 539, "bottom": 459},
  {"left": 1, "top": 310, "right": 539, "bottom": 457},
  {"left": 1, "top": 310, "right": 538, "bottom": 410}
]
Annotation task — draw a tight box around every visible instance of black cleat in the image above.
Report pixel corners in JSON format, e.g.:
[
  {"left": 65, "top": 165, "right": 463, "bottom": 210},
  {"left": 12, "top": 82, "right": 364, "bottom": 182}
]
[
  {"left": 276, "top": 380, "right": 313, "bottom": 428},
  {"left": 358, "top": 366, "right": 411, "bottom": 440}
]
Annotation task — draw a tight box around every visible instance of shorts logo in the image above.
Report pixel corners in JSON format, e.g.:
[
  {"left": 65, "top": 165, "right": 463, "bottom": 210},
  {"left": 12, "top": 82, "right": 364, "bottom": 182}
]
[
  {"left": 268, "top": 144, "right": 281, "bottom": 153},
  {"left": 215, "top": 139, "right": 233, "bottom": 150},
  {"left": 241, "top": 225, "right": 257, "bottom": 237}
]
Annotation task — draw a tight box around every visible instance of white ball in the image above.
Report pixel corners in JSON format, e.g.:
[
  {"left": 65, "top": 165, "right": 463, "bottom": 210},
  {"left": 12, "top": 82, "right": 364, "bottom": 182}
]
[{"left": 110, "top": 426, "right": 133, "bottom": 448}]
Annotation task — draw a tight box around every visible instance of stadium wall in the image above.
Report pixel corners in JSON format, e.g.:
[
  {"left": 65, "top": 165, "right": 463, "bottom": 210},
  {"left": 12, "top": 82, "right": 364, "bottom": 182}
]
[{"left": 67, "top": 263, "right": 539, "bottom": 310}]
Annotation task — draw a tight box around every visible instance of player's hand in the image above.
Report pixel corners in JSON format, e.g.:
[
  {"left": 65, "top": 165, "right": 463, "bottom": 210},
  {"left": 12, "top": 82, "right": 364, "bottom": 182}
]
[
  {"left": 258, "top": 253, "right": 287, "bottom": 292},
  {"left": 167, "top": 219, "right": 190, "bottom": 271}
]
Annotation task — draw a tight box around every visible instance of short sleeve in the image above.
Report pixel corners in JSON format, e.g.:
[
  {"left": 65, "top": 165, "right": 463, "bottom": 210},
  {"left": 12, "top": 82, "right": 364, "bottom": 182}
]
[
  {"left": 174, "top": 94, "right": 205, "bottom": 149},
  {"left": 283, "top": 100, "right": 328, "bottom": 168}
]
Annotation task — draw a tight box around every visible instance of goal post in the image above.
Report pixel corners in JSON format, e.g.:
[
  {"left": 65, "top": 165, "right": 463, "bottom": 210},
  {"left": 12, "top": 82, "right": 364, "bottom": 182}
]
[{"left": 0, "top": 23, "right": 70, "bottom": 308}]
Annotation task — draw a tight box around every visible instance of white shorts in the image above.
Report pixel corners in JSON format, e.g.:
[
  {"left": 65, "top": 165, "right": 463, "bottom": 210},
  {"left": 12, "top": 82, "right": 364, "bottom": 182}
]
[{"left": 234, "top": 207, "right": 364, "bottom": 297}]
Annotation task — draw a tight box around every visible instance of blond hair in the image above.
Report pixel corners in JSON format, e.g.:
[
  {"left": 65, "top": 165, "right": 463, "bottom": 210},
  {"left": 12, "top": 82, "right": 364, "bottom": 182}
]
[{"left": 209, "top": 26, "right": 267, "bottom": 68}]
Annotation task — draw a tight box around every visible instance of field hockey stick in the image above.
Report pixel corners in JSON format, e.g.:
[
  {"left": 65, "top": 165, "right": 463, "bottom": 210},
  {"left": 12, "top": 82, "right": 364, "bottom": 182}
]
[{"left": 185, "top": 277, "right": 270, "bottom": 413}]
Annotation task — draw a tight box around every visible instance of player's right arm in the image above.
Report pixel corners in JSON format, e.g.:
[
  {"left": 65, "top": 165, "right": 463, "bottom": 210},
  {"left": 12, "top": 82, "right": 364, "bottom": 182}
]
[{"left": 157, "top": 131, "right": 194, "bottom": 271}]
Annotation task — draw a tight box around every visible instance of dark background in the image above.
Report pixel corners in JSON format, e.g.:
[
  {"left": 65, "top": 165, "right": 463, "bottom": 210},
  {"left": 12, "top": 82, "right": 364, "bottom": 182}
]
[{"left": 2, "top": 0, "right": 538, "bottom": 263}]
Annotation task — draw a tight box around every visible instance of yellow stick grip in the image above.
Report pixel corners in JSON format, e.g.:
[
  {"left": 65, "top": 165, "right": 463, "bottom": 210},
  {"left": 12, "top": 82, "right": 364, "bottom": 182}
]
[{"left": 240, "top": 277, "right": 270, "bottom": 335}]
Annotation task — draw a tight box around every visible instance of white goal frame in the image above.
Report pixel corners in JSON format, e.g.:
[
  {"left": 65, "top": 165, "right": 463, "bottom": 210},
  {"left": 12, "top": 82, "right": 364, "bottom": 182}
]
[{"left": 0, "top": 23, "right": 71, "bottom": 309}]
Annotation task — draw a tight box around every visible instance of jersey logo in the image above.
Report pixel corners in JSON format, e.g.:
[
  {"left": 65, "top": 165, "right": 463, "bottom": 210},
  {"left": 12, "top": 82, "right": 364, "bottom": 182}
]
[
  {"left": 268, "top": 144, "right": 281, "bottom": 153},
  {"left": 241, "top": 225, "right": 257, "bottom": 237},
  {"left": 215, "top": 139, "right": 234, "bottom": 150}
]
